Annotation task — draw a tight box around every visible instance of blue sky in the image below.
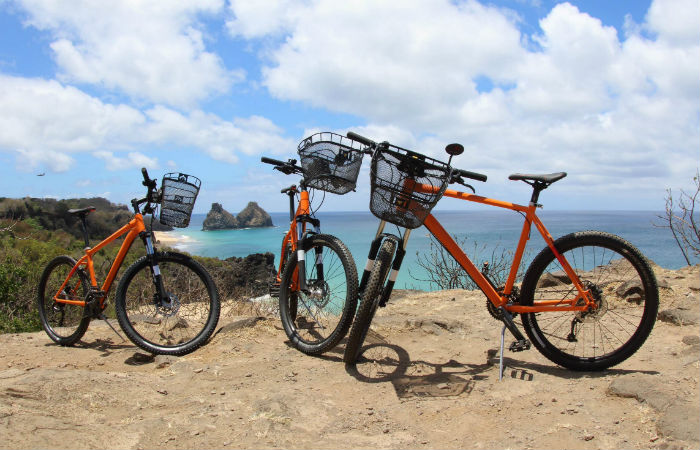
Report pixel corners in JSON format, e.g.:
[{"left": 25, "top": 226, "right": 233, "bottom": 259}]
[{"left": 0, "top": 0, "right": 698, "bottom": 214}]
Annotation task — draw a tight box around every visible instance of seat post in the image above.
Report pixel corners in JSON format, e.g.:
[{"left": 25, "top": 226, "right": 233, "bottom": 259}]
[
  {"left": 530, "top": 182, "right": 547, "bottom": 205},
  {"left": 78, "top": 215, "right": 90, "bottom": 248}
]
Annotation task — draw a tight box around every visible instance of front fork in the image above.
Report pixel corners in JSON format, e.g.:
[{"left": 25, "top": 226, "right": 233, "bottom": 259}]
[
  {"left": 141, "top": 231, "right": 168, "bottom": 305},
  {"left": 295, "top": 215, "right": 321, "bottom": 292},
  {"left": 359, "top": 220, "right": 411, "bottom": 307}
]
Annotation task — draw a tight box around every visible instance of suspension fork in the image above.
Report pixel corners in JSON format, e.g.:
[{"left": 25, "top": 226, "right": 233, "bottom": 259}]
[
  {"left": 379, "top": 230, "right": 411, "bottom": 307},
  {"left": 295, "top": 215, "right": 321, "bottom": 291},
  {"left": 359, "top": 220, "right": 411, "bottom": 306},
  {"left": 141, "top": 231, "right": 168, "bottom": 303}
]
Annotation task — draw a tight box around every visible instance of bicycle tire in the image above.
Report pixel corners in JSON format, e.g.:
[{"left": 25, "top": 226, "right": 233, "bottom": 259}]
[
  {"left": 36, "top": 255, "right": 90, "bottom": 346},
  {"left": 343, "top": 239, "right": 396, "bottom": 364},
  {"left": 519, "top": 231, "right": 659, "bottom": 371},
  {"left": 115, "top": 251, "right": 220, "bottom": 355},
  {"left": 279, "top": 234, "right": 358, "bottom": 354}
]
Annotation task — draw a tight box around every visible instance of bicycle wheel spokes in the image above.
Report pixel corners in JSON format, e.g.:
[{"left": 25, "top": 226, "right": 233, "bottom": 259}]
[
  {"left": 522, "top": 231, "right": 658, "bottom": 370},
  {"left": 121, "top": 258, "right": 213, "bottom": 349},
  {"left": 37, "top": 256, "right": 89, "bottom": 345},
  {"left": 294, "top": 242, "right": 348, "bottom": 342},
  {"left": 279, "top": 234, "right": 358, "bottom": 354}
]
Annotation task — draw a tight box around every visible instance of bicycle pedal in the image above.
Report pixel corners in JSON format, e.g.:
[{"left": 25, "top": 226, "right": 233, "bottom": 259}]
[
  {"left": 509, "top": 339, "right": 531, "bottom": 352},
  {"left": 269, "top": 282, "right": 281, "bottom": 298}
]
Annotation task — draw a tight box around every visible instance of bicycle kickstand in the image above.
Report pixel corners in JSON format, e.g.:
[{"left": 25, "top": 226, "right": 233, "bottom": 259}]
[
  {"left": 497, "top": 306, "right": 531, "bottom": 381},
  {"left": 98, "top": 313, "right": 127, "bottom": 342}
]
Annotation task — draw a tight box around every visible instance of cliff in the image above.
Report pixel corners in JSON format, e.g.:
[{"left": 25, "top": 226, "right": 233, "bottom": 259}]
[{"left": 202, "top": 202, "right": 272, "bottom": 231}]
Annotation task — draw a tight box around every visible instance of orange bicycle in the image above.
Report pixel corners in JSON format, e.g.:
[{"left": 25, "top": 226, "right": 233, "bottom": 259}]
[
  {"left": 343, "top": 132, "right": 659, "bottom": 372},
  {"left": 36, "top": 169, "right": 220, "bottom": 355},
  {"left": 261, "top": 132, "right": 366, "bottom": 354}
]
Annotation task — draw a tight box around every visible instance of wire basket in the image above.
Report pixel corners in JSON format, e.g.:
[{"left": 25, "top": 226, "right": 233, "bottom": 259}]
[
  {"left": 297, "top": 132, "right": 366, "bottom": 194},
  {"left": 370, "top": 145, "right": 451, "bottom": 229},
  {"left": 160, "top": 173, "right": 201, "bottom": 228}
]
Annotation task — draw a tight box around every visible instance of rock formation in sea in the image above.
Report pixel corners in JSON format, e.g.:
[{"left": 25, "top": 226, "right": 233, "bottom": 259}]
[
  {"left": 202, "top": 202, "right": 272, "bottom": 231},
  {"left": 236, "top": 202, "right": 273, "bottom": 228},
  {"left": 202, "top": 203, "right": 238, "bottom": 230}
]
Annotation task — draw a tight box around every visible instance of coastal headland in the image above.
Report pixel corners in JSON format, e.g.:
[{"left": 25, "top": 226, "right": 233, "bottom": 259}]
[{"left": 0, "top": 263, "right": 697, "bottom": 449}]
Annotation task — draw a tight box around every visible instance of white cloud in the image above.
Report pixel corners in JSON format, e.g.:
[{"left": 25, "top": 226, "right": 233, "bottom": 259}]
[
  {"left": 245, "top": 0, "right": 698, "bottom": 204},
  {"left": 226, "top": 0, "right": 309, "bottom": 38},
  {"left": 14, "top": 0, "right": 239, "bottom": 108},
  {"left": 93, "top": 151, "right": 158, "bottom": 171},
  {"left": 0, "top": 75, "right": 295, "bottom": 172}
]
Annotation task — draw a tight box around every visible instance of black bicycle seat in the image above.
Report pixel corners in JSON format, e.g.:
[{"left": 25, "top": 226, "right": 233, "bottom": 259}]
[
  {"left": 509, "top": 172, "right": 567, "bottom": 185},
  {"left": 68, "top": 206, "right": 96, "bottom": 216}
]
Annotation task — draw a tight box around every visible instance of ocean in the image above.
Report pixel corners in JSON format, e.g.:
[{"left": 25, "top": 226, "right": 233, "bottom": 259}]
[{"left": 165, "top": 210, "right": 689, "bottom": 291}]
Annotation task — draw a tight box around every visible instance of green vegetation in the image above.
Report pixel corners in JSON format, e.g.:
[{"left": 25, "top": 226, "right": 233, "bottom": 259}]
[
  {"left": 0, "top": 196, "right": 171, "bottom": 242},
  {"left": 1, "top": 197, "right": 275, "bottom": 334}
]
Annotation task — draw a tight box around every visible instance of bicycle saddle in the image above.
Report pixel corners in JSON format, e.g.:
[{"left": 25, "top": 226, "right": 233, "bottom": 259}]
[
  {"left": 68, "top": 206, "right": 96, "bottom": 216},
  {"left": 508, "top": 172, "right": 567, "bottom": 184}
]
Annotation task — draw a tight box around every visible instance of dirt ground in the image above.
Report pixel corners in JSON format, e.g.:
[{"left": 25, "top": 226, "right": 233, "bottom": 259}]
[{"left": 1, "top": 264, "right": 698, "bottom": 449}]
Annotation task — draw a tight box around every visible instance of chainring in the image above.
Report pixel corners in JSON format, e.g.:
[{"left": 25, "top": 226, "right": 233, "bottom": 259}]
[{"left": 486, "top": 286, "right": 520, "bottom": 320}]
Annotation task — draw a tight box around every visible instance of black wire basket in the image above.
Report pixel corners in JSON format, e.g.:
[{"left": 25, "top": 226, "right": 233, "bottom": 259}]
[
  {"left": 370, "top": 145, "right": 451, "bottom": 229},
  {"left": 297, "top": 132, "right": 366, "bottom": 194},
  {"left": 160, "top": 173, "right": 201, "bottom": 228}
]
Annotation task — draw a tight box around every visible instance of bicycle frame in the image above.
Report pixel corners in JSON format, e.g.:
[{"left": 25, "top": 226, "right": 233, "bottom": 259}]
[
  {"left": 52, "top": 214, "right": 152, "bottom": 308},
  {"left": 362, "top": 184, "right": 597, "bottom": 314},
  {"left": 276, "top": 185, "right": 321, "bottom": 292}
]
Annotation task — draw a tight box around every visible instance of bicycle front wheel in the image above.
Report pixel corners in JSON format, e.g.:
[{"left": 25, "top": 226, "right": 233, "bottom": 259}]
[
  {"left": 520, "top": 231, "right": 659, "bottom": 371},
  {"left": 343, "top": 239, "right": 396, "bottom": 364},
  {"left": 279, "top": 234, "right": 358, "bottom": 354},
  {"left": 36, "top": 255, "right": 90, "bottom": 346},
  {"left": 115, "top": 252, "right": 220, "bottom": 355}
]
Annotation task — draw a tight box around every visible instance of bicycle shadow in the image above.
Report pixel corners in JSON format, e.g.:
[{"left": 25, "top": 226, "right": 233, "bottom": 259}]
[{"left": 336, "top": 331, "right": 660, "bottom": 399}]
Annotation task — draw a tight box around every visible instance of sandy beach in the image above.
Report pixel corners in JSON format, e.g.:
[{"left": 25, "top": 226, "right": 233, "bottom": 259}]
[{"left": 153, "top": 231, "right": 189, "bottom": 247}]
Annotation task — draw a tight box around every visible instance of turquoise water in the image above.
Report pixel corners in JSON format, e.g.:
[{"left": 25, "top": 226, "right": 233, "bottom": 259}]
[{"left": 166, "top": 210, "right": 691, "bottom": 291}]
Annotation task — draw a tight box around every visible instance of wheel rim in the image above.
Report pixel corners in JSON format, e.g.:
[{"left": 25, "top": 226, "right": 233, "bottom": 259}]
[{"left": 528, "top": 243, "right": 650, "bottom": 361}]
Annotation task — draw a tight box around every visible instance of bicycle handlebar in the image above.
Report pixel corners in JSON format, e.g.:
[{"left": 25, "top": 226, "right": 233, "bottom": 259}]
[
  {"left": 260, "top": 156, "right": 304, "bottom": 175},
  {"left": 261, "top": 156, "right": 287, "bottom": 167},
  {"left": 346, "top": 131, "right": 376, "bottom": 147},
  {"left": 452, "top": 168, "right": 487, "bottom": 183}
]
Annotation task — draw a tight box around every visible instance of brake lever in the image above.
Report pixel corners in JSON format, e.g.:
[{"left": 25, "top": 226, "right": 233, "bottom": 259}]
[{"left": 453, "top": 176, "right": 475, "bottom": 193}]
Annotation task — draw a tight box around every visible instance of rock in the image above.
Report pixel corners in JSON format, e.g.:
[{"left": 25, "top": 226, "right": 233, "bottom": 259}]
[
  {"left": 616, "top": 279, "right": 644, "bottom": 298},
  {"left": 658, "top": 308, "right": 699, "bottom": 326},
  {"left": 608, "top": 374, "right": 672, "bottom": 411},
  {"left": 536, "top": 271, "right": 571, "bottom": 288},
  {"left": 202, "top": 203, "right": 238, "bottom": 230},
  {"left": 682, "top": 335, "right": 700, "bottom": 346},
  {"left": 656, "top": 403, "right": 700, "bottom": 443},
  {"left": 217, "top": 317, "right": 264, "bottom": 335},
  {"left": 202, "top": 202, "right": 272, "bottom": 230},
  {"left": 219, "top": 252, "right": 276, "bottom": 296},
  {"left": 236, "top": 202, "right": 273, "bottom": 228}
]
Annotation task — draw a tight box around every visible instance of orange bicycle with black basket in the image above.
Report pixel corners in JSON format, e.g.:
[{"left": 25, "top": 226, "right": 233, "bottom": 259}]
[
  {"left": 261, "top": 132, "right": 368, "bottom": 354},
  {"left": 36, "top": 168, "right": 220, "bottom": 355},
  {"left": 343, "top": 132, "right": 659, "bottom": 375}
]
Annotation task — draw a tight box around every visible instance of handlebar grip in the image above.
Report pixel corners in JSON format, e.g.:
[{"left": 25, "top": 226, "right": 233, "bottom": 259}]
[
  {"left": 347, "top": 131, "right": 375, "bottom": 147},
  {"left": 141, "top": 167, "right": 153, "bottom": 186},
  {"left": 261, "top": 156, "right": 287, "bottom": 166},
  {"left": 454, "top": 168, "right": 487, "bottom": 182}
]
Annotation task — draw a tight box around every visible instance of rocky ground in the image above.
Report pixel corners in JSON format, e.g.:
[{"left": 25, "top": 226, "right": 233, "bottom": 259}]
[{"left": 1, "top": 264, "right": 698, "bottom": 449}]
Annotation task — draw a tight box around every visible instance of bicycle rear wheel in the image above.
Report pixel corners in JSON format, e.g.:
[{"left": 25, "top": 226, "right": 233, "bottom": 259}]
[
  {"left": 520, "top": 231, "right": 658, "bottom": 371},
  {"left": 115, "top": 251, "right": 220, "bottom": 355},
  {"left": 36, "top": 255, "right": 90, "bottom": 346},
  {"left": 343, "top": 239, "right": 396, "bottom": 364},
  {"left": 279, "top": 234, "right": 358, "bottom": 354}
]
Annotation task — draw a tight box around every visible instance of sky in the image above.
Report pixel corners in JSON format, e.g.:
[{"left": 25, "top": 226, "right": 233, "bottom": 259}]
[{"left": 0, "top": 0, "right": 698, "bottom": 215}]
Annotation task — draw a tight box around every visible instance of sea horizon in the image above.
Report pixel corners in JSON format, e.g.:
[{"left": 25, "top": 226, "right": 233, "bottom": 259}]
[{"left": 161, "top": 209, "right": 693, "bottom": 291}]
